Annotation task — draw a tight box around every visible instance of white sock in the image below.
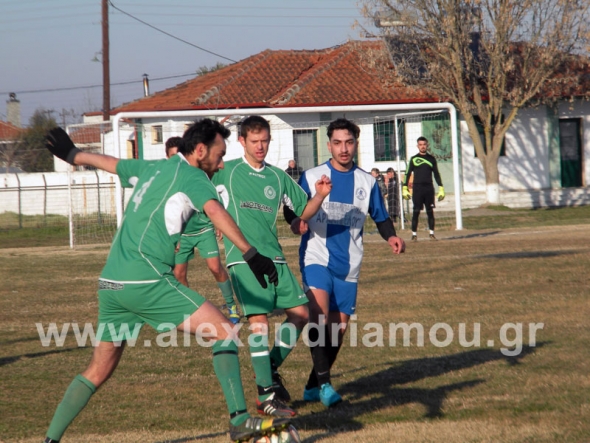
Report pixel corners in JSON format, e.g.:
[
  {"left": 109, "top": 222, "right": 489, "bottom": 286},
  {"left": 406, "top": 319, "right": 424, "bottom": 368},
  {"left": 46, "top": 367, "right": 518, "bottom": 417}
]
[
  {"left": 412, "top": 232, "right": 417, "bottom": 236},
  {"left": 430, "top": 230, "right": 434, "bottom": 235}
]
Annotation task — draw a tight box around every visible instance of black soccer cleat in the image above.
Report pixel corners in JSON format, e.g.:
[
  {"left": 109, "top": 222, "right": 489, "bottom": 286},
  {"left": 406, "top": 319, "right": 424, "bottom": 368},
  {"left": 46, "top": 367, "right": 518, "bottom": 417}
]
[
  {"left": 429, "top": 234, "right": 437, "bottom": 240},
  {"left": 271, "top": 366, "right": 291, "bottom": 403},
  {"left": 256, "top": 393, "right": 297, "bottom": 417},
  {"left": 411, "top": 235, "right": 418, "bottom": 241},
  {"left": 229, "top": 416, "right": 290, "bottom": 442}
]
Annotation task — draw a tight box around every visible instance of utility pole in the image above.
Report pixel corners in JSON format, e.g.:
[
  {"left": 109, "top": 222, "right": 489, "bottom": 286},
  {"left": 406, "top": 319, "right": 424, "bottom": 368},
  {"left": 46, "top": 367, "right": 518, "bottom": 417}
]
[{"left": 102, "top": 0, "right": 110, "bottom": 121}]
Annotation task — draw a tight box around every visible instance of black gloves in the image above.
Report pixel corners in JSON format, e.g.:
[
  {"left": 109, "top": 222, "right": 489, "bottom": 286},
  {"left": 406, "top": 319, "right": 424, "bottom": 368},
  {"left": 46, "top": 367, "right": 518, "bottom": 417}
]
[
  {"left": 243, "top": 247, "right": 279, "bottom": 289},
  {"left": 45, "top": 127, "right": 81, "bottom": 165}
]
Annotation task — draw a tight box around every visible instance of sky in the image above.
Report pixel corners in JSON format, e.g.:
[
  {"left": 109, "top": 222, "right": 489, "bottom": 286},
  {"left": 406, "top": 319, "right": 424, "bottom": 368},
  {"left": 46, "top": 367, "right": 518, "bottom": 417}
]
[{"left": 0, "top": 0, "right": 378, "bottom": 127}]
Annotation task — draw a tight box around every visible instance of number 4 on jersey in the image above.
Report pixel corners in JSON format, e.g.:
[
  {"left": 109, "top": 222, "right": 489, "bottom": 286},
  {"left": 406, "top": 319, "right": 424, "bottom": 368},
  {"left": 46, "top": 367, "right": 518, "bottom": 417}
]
[{"left": 132, "top": 172, "right": 159, "bottom": 212}]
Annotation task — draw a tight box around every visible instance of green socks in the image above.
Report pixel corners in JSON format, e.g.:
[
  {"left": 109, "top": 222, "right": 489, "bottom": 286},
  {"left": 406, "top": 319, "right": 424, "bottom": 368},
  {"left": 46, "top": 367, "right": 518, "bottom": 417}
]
[
  {"left": 212, "top": 339, "right": 248, "bottom": 425},
  {"left": 269, "top": 321, "right": 301, "bottom": 368},
  {"left": 217, "top": 280, "right": 236, "bottom": 307},
  {"left": 46, "top": 374, "right": 96, "bottom": 441},
  {"left": 249, "top": 333, "right": 273, "bottom": 401}
]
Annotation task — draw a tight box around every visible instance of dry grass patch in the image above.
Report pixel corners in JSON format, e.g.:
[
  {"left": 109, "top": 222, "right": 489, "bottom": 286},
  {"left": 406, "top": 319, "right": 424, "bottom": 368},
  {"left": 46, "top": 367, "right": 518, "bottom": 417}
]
[{"left": 1, "top": 225, "right": 589, "bottom": 442}]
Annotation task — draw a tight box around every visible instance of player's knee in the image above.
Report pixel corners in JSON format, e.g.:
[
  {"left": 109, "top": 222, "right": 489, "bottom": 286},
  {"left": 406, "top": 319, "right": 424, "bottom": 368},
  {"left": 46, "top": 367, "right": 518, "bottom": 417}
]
[{"left": 286, "top": 306, "right": 309, "bottom": 330}]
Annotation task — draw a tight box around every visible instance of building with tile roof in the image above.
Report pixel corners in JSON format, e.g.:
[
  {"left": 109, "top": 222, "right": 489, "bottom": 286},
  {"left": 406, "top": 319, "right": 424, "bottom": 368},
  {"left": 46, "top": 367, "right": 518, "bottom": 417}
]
[{"left": 65, "top": 40, "right": 589, "bottom": 197}]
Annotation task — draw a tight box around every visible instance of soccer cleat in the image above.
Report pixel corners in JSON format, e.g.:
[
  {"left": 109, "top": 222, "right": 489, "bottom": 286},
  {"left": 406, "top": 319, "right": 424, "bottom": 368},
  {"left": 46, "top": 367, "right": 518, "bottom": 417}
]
[
  {"left": 256, "top": 393, "right": 297, "bottom": 417},
  {"left": 271, "top": 367, "right": 291, "bottom": 403},
  {"left": 227, "top": 304, "right": 240, "bottom": 324},
  {"left": 429, "top": 234, "right": 437, "bottom": 240},
  {"left": 411, "top": 235, "right": 418, "bottom": 241},
  {"left": 229, "top": 416, "right": 291, "bottom": 442},
  {"left": 303, "top": 386, "right": 320, "bottom": 402},
  {"left": 319, "top": 383, "right": 342, "bottom": 408}
]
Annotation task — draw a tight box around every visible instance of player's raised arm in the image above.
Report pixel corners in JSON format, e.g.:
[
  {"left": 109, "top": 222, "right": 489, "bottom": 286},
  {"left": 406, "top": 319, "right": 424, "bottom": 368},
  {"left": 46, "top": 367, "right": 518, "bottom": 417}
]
[
  {"left": 298, "top": 174, "right": 332, "bottom": 221},
  {"left": 45, "top": 127, "right": 119, "bottom": 174}
]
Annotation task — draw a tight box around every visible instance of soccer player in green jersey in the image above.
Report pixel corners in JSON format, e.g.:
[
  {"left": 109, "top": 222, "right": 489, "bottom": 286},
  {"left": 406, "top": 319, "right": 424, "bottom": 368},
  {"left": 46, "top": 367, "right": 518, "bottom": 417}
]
[
  {"left": 166, "top": 137, "right": 240, "bottom": 325},
  {"left": 42, "top": 119, "right": 291, "bottom": 443},
  {"left": 212, "top": 115, "right": 332, "bottom": 418}
]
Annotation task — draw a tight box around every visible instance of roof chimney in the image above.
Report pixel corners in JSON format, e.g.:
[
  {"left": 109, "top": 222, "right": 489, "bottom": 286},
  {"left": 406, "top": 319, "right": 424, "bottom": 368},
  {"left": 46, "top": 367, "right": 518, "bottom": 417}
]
[
  {"left": 6, "top": 93, "right": 21, "bottom": 127},
  {"left": 143, "top": 74, "right": 150, "bottom": 97}
]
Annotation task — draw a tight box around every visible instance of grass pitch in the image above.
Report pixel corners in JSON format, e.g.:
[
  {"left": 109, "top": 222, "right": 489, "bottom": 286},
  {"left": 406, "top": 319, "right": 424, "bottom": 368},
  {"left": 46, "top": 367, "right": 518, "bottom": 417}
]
[{"left": 0, "top": 220, "right": 589, "bottom": 442}]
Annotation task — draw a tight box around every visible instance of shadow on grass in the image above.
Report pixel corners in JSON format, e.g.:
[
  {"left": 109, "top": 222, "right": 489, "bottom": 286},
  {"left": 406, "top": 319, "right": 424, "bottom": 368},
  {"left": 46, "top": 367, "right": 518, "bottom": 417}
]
[
  {"left": 474, "top": 250, "right": 580, "bottom": 259},
  {"left": 154, "top": 431, "right": 226, "bottom": 442},
  {"left": 292, "top": 343, "right": 548, "bottom": 442},
  {"left": 446, "top": 231, "right": 502, "bottom": 240},
  {"left": 0, "top": 335, "right": 41, "bottom": 346},
  {"left": 0, "top": 346, "right": 81, "bottom": 367}
]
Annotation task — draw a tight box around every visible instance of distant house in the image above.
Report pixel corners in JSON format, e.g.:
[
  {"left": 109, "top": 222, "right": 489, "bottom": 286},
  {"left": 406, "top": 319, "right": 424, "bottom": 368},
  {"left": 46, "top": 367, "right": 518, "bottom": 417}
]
[
  {"left": 0, "top": 120, "right": 24, "bottom": 172},
  {"left": 88, "top": 40, "right": 588, "bottom": 197}
]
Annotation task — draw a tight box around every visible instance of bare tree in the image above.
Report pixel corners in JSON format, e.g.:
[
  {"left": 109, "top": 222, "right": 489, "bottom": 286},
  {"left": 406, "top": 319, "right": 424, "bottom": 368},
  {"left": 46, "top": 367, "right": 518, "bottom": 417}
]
[{"left": 360, "top": 0, "right": 590, "bottom": 203}]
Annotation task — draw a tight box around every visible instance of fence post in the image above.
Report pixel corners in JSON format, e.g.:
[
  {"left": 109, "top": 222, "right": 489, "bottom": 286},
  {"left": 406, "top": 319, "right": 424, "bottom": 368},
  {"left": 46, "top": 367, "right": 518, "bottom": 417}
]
[
  {"left": 68, "top": 170, "right": 74, "bottom": 249},
  {"left": 95, "top": 170, "right": 102, "bottom": 226},
  {"left": 42, "top": 174, "right": 47, "bottom": 226},
  {"left": 15, "top": 172, "right": 22, "bottom": 229}
]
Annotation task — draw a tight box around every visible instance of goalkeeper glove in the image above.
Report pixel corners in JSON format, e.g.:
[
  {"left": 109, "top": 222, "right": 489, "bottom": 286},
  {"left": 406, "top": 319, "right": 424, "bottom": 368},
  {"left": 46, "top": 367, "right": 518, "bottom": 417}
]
[
  {"left": 402, "top": 186, "right": 411, "bottom": 200},
  {"left": 243, "top": 247, "right": 278, "bottom": 289},
  {"left": 437, "top": 186, "right": 446, "bottom": 201},
  {"left": 45, "top": 127, "right": 81, "bottom": 165}
]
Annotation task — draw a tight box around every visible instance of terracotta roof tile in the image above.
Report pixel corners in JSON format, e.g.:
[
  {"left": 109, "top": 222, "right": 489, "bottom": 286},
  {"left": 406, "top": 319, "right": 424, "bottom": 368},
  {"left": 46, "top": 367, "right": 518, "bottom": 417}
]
[
  {"left": 112, "top": 40, "right": 587, "bottom": 115},
  {"left": 112, "top": 41, "right": 438, "bottom": 114},
  {"left": 0, "top": 121, "right": 22, "bottom": 140}
]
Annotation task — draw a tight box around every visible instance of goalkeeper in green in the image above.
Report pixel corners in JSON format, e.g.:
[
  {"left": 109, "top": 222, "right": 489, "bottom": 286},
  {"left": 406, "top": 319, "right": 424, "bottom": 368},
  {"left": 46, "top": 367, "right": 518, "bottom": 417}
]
[{"left": 402, "top": 136, "right": 445, "bottom": 241}]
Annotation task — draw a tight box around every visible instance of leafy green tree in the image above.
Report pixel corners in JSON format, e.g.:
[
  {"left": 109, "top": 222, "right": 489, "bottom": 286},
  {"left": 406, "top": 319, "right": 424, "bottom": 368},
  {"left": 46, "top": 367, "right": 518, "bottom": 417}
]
[
  {"left": 196, "top": 62, "right": 227, "bottom": 76},
  {"left": 16, "top": 109, "right": 57, "bottom": 172}
]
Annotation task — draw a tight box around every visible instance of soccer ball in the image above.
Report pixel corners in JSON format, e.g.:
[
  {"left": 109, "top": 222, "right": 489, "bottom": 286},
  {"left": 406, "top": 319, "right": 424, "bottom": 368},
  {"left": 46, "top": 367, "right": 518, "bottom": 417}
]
[{"left": 254, "top": 425, "right": 301, "bottom": 443}]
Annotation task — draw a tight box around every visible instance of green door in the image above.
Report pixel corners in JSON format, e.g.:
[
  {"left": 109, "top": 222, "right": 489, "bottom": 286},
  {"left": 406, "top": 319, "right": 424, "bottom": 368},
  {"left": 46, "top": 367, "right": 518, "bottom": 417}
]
[{"left": 559, "top": 119, "right": 582, "bottom": 188}]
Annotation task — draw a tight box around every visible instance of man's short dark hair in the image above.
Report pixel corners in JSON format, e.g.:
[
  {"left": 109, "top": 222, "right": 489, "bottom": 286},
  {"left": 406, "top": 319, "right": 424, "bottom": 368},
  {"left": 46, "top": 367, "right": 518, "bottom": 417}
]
[
  {"left": 239, "top": 115, "right": 271, "bottom": 139},
  {"left": 327, "top": 118, "right": 360, "bottom": 140},
  {"left": 165, "top": 136, "right": 182, "bottom": 156},
  {"left": 181, "top": 118, "right": 230, "bottom": 155},
  {"left": 417, "top": 136, "right": 428, "bottom": 143}
]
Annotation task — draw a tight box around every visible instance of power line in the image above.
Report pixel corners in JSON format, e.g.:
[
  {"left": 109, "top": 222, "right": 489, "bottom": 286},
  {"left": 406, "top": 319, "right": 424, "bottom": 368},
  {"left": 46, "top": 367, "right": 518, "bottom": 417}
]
[
  {"left": 107, "top": 0, "right": 236, "bottom": 63},
  {"left": 0, "top": 72, "right": 197, "bottom": 95}
]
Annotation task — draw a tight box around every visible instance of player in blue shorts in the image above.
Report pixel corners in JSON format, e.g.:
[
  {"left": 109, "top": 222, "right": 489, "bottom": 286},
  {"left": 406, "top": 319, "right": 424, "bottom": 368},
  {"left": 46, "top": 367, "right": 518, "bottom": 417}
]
[
  {"left": 42, "top": 120, "right": 290, "bottom": 442},
  {"left": 284, "top": 118, "right": 406, "bottom": 407}
]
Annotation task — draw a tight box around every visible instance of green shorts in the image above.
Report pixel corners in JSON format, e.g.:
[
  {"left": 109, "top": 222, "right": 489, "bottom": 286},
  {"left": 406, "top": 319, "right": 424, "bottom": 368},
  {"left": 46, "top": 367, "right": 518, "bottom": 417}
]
[
  {"left": 175, "top": 228, "right": 220, "bottom": 265},
  {"left": 229, "top": 263, "right": 308, "bottom": 317},
  {"left": 96, "top": 276, "right": 207, "bottom": 342}
]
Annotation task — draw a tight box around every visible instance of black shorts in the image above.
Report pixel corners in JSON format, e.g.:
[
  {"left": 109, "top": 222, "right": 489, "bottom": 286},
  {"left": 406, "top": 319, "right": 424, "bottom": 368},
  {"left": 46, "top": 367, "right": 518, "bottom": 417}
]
[{"left": 412, "top": 185, "right": 435, "bottom": 210}]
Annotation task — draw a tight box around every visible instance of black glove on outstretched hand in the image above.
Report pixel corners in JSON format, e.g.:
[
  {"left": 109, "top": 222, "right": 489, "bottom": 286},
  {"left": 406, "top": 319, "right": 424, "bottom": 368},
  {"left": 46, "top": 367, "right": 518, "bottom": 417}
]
[
  {"left": 243, "top": 247, "right": 279, "bottom": 289},
  {"left": 45, "top": 127, "right": 81, "bottom": 165}
]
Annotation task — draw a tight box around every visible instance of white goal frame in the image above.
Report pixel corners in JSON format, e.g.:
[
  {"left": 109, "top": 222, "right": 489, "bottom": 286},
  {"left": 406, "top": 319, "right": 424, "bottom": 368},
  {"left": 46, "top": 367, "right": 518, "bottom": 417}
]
[{"left": 112, "top": 103, "right": 463, "bottom": 230}]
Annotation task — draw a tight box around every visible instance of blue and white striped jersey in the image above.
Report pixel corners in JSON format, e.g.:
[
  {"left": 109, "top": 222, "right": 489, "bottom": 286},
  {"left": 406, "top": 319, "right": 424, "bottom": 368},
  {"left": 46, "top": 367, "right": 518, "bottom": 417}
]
[{"left": 298, "top": 161, "right": 389, "bottom": 282}]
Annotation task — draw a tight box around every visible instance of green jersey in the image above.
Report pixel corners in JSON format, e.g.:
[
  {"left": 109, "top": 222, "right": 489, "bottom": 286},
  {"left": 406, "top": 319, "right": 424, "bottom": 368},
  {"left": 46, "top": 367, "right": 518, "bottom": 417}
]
[
  {"left": 212, "top": 157, "right": 308, "bottom": 266},
  {"left": 176, "top": 216, "right": 219, "bottom": 264},
  {"left": 100, "top": 154, "right": 219, "bottom": 282}
]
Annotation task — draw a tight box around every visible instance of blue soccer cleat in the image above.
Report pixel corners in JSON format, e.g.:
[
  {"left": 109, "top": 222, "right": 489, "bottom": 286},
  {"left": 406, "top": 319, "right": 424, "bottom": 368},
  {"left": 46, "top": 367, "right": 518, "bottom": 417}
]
[
  {"left": 303, "top": 386, "right": 320, "bottom": 402},
  {"left": 319, "top": 383, "right": 342, "bottom": 407},
  {"left": 227, "top": 304, "right": 240, "bottom": 324}
]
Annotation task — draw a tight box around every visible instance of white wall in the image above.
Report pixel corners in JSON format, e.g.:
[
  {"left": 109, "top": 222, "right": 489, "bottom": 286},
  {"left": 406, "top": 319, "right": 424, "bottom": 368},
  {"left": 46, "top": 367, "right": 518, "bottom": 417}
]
[
  {"left": 1, "top": 170, "right": 118, "bottom": 217},
  {"left": 460, "top": 106, "right": 553, "bottom": 192}
]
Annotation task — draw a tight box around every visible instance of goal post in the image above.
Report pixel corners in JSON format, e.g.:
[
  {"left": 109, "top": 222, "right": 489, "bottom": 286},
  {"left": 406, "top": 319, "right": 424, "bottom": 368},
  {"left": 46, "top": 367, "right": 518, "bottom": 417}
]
[
  {"left": 112, "top": 103, "right": 462, "bottom": 229},
  {"left": 63, "top": 103, "right": 462, "bottom": 248}
]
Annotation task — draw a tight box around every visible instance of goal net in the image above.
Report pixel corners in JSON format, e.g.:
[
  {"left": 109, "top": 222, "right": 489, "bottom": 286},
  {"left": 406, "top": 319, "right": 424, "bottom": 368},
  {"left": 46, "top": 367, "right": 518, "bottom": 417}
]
[{"left": 65, "top": 105, "right": 461, "bottom": 247}]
